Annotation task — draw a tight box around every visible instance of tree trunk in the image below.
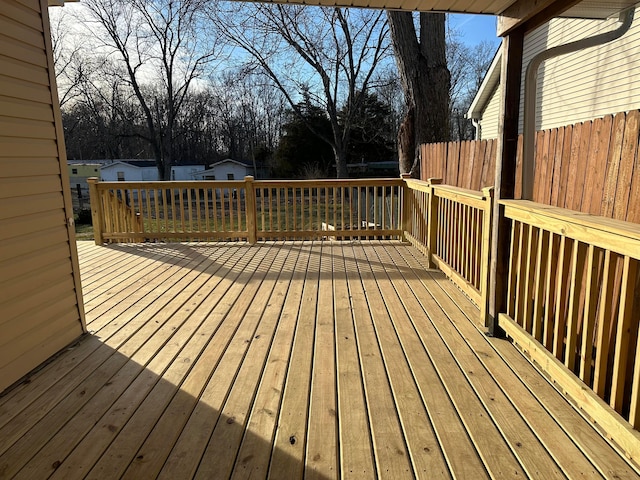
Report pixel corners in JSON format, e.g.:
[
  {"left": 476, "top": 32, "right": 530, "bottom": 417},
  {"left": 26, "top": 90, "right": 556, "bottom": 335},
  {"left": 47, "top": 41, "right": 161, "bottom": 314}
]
[
  {"left": 335, "top": 148, "right": 348, "bottom": 178},
  {"left": 388, "top": 11, "right": 451, "bottom": 178}
]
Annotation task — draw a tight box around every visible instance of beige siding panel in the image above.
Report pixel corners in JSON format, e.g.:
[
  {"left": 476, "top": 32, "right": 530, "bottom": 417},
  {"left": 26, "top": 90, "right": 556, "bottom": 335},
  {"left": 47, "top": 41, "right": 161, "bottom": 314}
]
[
  {"left": 0, "top": 0, "right": 84, "bottom": 394},
  {"left": 0, "top": 157, "right": 60, "bottom": 177},
  {"left": 13, "top": 0, "right": 41, "bottom": 14},
  {"left": 0, "top": 242, "right": 71, "bottom": 293},
  {"left": 0, "top": 74, "right": 52, "bottom": 104},
  {"left": 0, "top": 192, "right": 63, "bottom": 220},
  {"left": 0, "top": 275, "right": 75, "bottom": 333},
  {"left": 0, "top": 209, "right": 65, "bottom": 242},
  {"left": 0, "top": 95, "right": 53, "bottom": 121},
  {"left": 0, "top": 261, "right": 74, "bottom": 320},
  {"left": 521, "top": 7, "right": 640, "bottom": 132},
  {"left": 0, "top": 0, "right": 43, "bottom": 32},
  {"left": 0, "top": 116, "right": 56, "bottom": 139},
  {"left": 0, "top": 175, "right": 63, "bottom": 199},
  {"left": 0, "top": 137, "right": 58, "bottom": 157},
  {"left": 0, "top": 55, "right": 49, "bottom": 86},
  {"left": 0, "top": 322, "right": 81, "bottom": 392},
  {"left": 0, "top": 225, "right": 68, "bottom": 262},
  {"left": 0, "top": 303, "right": 79, "bottom": 362},
  {"left": 0, "top": 33, "right": 47, "bottom": 67},
  {"left": 0, "top": 14, "right": 44, "bottom": 48},
  {"left": 0, "top": 229, "right": 69, "bottom": 280},
  {"left": 0, "top": 294, "right": 78, "bottom": 350},
  {"left": 479, "top": 84, "right": 501, "bottom": 139}
]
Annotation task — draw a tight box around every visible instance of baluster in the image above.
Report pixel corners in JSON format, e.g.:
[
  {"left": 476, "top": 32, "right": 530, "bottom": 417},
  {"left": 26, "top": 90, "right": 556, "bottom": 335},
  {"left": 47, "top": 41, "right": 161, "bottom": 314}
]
[{"left": 610, "top": 256, "right": 638, "bottom": 411}]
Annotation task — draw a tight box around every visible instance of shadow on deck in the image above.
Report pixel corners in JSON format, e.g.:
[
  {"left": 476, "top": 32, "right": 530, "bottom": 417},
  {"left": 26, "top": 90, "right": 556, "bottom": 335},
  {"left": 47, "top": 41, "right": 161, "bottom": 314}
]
[{"left": 0, "top": 241, "right": 638, "bottom": 479}]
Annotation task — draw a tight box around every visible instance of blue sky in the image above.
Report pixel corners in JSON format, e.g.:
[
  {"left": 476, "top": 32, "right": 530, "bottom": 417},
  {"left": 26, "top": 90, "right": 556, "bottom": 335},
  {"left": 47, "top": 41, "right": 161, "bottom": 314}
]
[{"left": 448, "top": 13, "right": 501, "bottom": 50}]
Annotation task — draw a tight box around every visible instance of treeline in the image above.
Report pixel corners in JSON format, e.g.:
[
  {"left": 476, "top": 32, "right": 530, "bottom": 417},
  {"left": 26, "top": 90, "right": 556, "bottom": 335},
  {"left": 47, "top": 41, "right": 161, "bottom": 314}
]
[
  {"left": 52, "top": 1, "right": 495, "bottom": 179},
  {"left": 60, "top": 72, "right": 399, "bottom": 178}
]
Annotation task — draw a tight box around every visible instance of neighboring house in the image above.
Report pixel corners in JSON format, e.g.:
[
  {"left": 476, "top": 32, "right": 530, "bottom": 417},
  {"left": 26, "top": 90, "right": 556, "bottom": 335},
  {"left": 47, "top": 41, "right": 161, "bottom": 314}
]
[
  {"left": 171, "top": 164, "right": 206, "bottom": 180},
  {"left": 467, "top": 6, "right": 640, "bottom": 139},
  {"left": 100, "top": 160, "right": 205, "bottom": 181},
  {"left": 194, "top": 159, "right": 254, "bottom": 181},
  {"left": 67, "top": 162, "right": 100, "bottom": 191},
  {"left": 67, "top": 163, "right": 101, "bottom": 211},
  {"left": 100, "top": 160, "right": 158, "bottom": 182}
]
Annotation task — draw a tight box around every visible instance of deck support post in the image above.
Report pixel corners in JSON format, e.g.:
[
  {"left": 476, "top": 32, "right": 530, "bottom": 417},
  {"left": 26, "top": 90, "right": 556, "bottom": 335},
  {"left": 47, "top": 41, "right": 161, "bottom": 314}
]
[
  {"left": 87, "top": 177, "right": 104, "bottom": 245},
  {"left": 401, "top": 173, "right": 412, "bottom": 242},
  {"left": 426, "top": 178, "right": 442, "bottom": 268},
  {"left": 244, "top": 176, "right": 257, "bottom": 244},
  {"left": 480, "top": 186, "right": 495, "bottom": 327},
  {"left": 489, "top": 31, "right": 524, "bottom": 336}
]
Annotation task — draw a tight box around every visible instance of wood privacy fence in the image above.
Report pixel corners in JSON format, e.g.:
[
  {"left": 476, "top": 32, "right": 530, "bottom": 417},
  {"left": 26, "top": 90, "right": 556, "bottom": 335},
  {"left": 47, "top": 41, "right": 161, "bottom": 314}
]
[
  {"left": 420, "top": 110, "right": 640, "bottom": 224},
  {"left": 420, "top": 138, "right": 497, "bottom": 190},
  {"left": 88, "top": 177, "right": 404, "bottom": 243},
  {"left": 403, "top": 178, "right": 493, "bottom": 325},
  {"left": 521, "top": 110, "right": 640, "bottom": 223}
]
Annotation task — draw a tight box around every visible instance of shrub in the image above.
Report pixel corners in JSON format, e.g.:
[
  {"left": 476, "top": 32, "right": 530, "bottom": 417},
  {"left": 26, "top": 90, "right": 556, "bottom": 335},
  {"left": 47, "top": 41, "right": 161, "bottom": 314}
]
[{"left": 76, "top": 209, "right": 93, "bottom": 225}]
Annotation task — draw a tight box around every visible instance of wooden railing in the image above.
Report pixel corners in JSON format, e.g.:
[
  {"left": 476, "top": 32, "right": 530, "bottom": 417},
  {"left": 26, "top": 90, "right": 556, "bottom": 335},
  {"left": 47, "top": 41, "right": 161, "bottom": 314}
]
[
  {"left": 254, "top": 179, "right": 403, "bottom": 239},
  {"left": 87, "top": 177, "right": 404, "bottom": 243},
  {"left": 88, "top": 178, "right": 251, "bottom": 242},
  {"left": 403, "top": 177, "right": 493, "bottom": 325},
  {"left": 88, "top": 179, "right": 142, "bottom": 243},
  {"left": 499, "top": 200, "right": 640, "bottom": 459}
]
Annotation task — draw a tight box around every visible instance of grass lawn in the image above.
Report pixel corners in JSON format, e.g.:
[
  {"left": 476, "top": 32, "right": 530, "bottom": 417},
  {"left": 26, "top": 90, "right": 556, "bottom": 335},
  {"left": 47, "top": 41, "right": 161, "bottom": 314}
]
[{"left": 75, "top": 223, "right": 94, "bottom": 240}]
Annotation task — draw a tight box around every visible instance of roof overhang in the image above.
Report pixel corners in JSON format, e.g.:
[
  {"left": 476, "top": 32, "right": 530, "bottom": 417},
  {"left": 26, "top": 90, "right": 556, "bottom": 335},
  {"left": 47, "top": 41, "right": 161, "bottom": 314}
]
[
  {"left": 208, "top": 159, "right": 252, "bottom": 168},
  {"left": 48, "top": 0, "right": 79, "bottom": 6},
  {"left": 236, "top": 0, "right": 639, "bottom": 37}
]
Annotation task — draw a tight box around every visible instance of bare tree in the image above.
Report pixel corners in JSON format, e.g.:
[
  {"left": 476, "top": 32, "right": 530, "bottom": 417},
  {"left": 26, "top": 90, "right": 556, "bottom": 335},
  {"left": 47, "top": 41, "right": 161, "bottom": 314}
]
[
  {"left": 213, "top": 4, "right": 391, "bottom": 178},
  {"left": 50, "top": 10, "right": 86, "bottom": 108},
  {"left": 387, "top": 12, "right": 451, "bottom": 176},
  {"left": 78, "top": 0, "right": 221, "bottom": 179}
]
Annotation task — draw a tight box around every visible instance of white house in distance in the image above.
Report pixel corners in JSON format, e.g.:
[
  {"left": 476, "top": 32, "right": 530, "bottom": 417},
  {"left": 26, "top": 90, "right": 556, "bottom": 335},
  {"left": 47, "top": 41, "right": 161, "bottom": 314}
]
[
  {"left": 193, "top": 159, "right": 254, "bottom": 180},
  {"left": 467, "top": 6, "right": 640, "bottom": 139},
  {"left": 100, "top": 160, "right": 206, "bottom": 181}
]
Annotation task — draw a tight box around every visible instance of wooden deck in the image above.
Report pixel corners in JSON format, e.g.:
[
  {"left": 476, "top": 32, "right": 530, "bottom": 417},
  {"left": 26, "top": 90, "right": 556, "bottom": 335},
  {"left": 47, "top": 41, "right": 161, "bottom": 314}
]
[{"left": 0, "top": 241, "right": 638, "bottom": 479}]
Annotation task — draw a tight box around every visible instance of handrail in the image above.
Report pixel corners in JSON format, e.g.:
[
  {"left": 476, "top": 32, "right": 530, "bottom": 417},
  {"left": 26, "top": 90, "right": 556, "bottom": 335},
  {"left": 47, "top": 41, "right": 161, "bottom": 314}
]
[
  {"left": 87, "top": 177, "right": 404, "bottom": 244},
  {"left": 403, "top": 177, "right": 494, "bottom": 325},
  {"left": 499, "top": 199, "right": 640, "bottom": 458}
]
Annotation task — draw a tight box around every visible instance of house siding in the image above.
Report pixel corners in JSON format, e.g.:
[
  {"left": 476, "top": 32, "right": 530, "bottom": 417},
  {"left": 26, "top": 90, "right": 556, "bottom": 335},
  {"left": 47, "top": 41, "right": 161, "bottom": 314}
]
[
  {"left": 0, "top": 0, "right": 85, "bottom": 393},
  {"left": 520, "top": 7, "right": 640, "bottom": 132},
  {"left": 100, "top": 163, "right": 154, "bottom": 182},
  {"left": 198, "top": 161, "right": 252, "bottom": 180},
  {"left": 475, "top": 8, "right": 640, "bottom": 137},
  {"left": 478, "top": 84, "right": 501, "bottom": 139}
]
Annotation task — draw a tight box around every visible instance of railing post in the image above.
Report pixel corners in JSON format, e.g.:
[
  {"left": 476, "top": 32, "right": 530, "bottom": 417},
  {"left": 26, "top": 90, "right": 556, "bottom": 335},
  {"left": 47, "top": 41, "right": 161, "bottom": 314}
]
[
  {"left": 426, "top": 178, "right": 442, "bottom": 269},
  {"left": 480, "top": 186, "right": 494, "bottom": 327},
  {"left": 244, "top": 176, "right": 257, "bottom": 244},
  {"left": 87, "top": 177, "right": 104, "bottom": 245},
  {"left": 401, "top": 173, "right": 411, "bottom": 241}
]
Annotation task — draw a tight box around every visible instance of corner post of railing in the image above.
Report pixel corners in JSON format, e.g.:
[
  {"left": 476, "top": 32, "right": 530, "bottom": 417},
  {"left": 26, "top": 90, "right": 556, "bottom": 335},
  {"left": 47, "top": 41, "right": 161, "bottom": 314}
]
[
  {"left": 87, "top": 177, "right": 104, "bottom": 245},
  {"left": 400, "top": 173, "right": 412, "bottom": 241},
  {"left": 480, "top": 186, "right": 495, "bottom": 327},
  {"left": 244, "top": 176, "right": 257, "bottom": 244},
  {"left": 427, "top": 178, "right": 442, "bottom": 269}
]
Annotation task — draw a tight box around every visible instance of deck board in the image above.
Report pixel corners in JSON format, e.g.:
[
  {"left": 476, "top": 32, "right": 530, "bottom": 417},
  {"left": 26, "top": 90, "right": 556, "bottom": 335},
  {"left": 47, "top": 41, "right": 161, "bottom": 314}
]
[{"left": 0, "top": 241, "right": 638, "bottom": 479}]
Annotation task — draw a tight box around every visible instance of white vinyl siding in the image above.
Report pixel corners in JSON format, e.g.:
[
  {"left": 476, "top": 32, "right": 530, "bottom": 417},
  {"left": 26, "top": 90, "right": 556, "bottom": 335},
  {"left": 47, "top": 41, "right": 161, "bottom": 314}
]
[
  {"left": 521, "top": 7, "right": 640, "bottom": 132},
  {"left": 479, "top": 84, "right": 502, "bottom": 139},
  {"left": 0, "top": 0, "right": 85, "bottom": 393}
]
